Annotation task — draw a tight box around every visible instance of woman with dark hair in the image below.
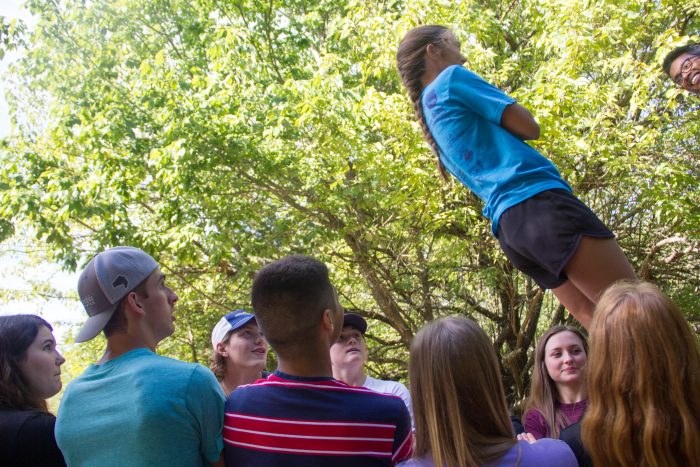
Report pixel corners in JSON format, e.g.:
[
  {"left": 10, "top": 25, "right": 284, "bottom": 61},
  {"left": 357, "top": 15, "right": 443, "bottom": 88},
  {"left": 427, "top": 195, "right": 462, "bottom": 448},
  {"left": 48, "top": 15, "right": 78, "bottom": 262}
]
[
  {"left": 581, "top": 281, "right": 700, "bottom": 466},
  {"left": 396, "top": 26, "right": 636, "bottom": 329},
  {"left": 523, "top": 325, "right": 587, "bottom": 439},
  {"left": 401, "top": 316, "right": 576, "bottom": 466},
  {"left": 0, "top": 314, "right": 66, "bottom": 466}
]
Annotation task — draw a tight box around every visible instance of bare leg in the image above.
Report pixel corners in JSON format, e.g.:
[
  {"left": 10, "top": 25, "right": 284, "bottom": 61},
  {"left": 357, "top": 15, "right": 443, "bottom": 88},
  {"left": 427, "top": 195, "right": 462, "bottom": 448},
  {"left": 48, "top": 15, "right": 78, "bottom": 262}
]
[
  {"left": 553, "top": 237, "right": 636, "bottom": 328},
  {"left": 566, "top": 237, "right": 636, "bottom": 300},
  {"left": 551, "top": 281, "right": 595, "bottom": 328}
]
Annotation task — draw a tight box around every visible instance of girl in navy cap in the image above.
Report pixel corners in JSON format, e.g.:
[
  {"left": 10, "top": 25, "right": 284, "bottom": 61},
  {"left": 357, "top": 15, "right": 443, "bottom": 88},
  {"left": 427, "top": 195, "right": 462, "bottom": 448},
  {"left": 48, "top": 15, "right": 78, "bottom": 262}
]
[{"left": 210, "top": 310, "right": 269, "bottom": 395}]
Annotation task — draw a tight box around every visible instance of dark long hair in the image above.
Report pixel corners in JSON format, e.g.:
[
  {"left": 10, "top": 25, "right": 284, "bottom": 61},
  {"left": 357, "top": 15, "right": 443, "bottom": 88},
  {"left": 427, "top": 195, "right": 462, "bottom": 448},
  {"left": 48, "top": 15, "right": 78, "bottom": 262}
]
[
  {"left": 397, "top": 25, "right": 450, "bottom": 178},
  {"left": 0, "top": 314, "right": 53, "bottom": 411}
]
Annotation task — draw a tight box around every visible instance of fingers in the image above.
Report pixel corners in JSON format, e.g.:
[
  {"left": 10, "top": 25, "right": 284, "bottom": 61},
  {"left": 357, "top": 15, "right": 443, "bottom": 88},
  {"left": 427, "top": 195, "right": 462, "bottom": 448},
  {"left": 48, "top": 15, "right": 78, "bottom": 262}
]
[{"left": 516, "top": 432, "right": 537, "bottom": 444}]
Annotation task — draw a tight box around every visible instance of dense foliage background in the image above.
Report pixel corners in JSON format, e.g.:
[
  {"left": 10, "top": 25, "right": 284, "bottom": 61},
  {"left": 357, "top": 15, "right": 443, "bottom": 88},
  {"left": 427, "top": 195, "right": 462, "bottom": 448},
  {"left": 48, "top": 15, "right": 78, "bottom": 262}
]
[{"left": 1, "top": 0, "right": 698, "bottom": 408}]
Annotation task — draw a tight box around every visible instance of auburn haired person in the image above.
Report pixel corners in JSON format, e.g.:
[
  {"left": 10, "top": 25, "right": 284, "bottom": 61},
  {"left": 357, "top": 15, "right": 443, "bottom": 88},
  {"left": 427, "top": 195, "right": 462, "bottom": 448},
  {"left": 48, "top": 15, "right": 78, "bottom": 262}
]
[{"left": 581, "top": 281, "right": 700, "bottom": 466}]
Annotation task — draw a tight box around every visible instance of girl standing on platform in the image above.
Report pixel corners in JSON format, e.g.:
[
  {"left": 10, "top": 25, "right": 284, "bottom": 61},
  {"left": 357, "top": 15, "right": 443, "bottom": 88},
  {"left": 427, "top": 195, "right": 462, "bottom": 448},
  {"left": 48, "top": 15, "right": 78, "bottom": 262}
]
[{"left": 396, "top": 26, "right": 636, "bottom": 328}]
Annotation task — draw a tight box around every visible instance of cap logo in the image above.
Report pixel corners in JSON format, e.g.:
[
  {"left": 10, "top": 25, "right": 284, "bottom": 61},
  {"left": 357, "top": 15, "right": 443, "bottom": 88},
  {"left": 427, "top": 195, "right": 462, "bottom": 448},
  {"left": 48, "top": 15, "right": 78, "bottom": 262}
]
[
  {"left": 112, "top": 276, "right": 129, "bottom": 289},
  {"left": 82, "top": 295, "right": 95, "bottom": 307}
]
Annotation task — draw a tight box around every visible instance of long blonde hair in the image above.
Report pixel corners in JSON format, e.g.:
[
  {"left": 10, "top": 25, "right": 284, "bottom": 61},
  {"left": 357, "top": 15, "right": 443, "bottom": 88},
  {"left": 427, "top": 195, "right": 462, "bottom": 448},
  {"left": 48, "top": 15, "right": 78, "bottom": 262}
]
[
  {"left": 582, "top": 281, "right": 700, "bottom": 466},
  {"left": 397, "top": 25, "right": 450, "bottom": 179},
  {"left": 523, "top": 325, "right": 588, "bottom": 438},
  {"left": 410, "top": 316, "right": 515, "bottom": 467}
]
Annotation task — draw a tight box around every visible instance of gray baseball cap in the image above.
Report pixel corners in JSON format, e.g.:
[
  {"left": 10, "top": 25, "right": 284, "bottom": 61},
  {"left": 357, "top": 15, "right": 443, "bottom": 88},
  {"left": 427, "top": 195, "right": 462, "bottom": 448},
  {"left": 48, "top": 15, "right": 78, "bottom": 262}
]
[{"left": 76, "top": 246, "right": 158, "bottom": 343}]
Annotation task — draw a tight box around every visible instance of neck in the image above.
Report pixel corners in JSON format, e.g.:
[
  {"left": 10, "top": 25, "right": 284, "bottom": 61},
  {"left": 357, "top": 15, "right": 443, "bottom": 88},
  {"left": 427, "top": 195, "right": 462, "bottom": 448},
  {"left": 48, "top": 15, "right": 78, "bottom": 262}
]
[
  {"left": 420, "top": 62, "right": 449, "bottom": 89},
  {"left": 276, "top": 341, "right": 334, "bottom": 378},
  {"left": 557, "top": 383, "right": 586, "bottom": 404},
  {"left": 332, "top": 365, "right": 366, "bottom": 387},
  {"left": 221, "top": 366, "right": 263, "bottom": 395},
  {"left": 100, "top": 333, "right": 156, "bottom": 364}
]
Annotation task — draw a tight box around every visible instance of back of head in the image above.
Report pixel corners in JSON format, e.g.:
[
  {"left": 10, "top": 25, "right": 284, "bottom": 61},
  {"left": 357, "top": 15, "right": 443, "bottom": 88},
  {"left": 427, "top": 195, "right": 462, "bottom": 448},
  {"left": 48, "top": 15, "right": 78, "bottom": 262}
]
[
  {"left": 409, "top": 316, "right": 514, "bottom": 467},
  {"left": 524, "top": 325, "right": 588, "bottom": 438},
  {"left": 582, "top": 281, "right": 700, "bottom": 466},
  {"left": 251, "top": 255, "right": 335, "bottom": 356},
  {"left": 663, "top": 43, "right": 700, "bottom": 76},
  {"left": 0, "top": 314, "right": 52, "bottom": 411},
  {"left": 396, "top": 25, "right": 449, "bottom": 93}
]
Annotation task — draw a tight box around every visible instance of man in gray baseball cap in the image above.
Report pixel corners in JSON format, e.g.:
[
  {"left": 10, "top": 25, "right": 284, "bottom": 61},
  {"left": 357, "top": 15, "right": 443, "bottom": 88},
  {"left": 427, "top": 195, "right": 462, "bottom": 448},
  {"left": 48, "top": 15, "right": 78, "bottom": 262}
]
[{"left": 56, "top": 246, "right": 225, "bottom": 466}]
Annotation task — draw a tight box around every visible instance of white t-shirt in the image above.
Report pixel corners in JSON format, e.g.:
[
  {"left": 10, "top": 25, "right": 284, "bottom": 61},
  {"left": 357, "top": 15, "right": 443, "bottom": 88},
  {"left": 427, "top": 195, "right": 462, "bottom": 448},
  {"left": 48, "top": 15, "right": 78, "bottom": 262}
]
[{"left": 363, "top": 375, "right": 413, "bottom": 428}]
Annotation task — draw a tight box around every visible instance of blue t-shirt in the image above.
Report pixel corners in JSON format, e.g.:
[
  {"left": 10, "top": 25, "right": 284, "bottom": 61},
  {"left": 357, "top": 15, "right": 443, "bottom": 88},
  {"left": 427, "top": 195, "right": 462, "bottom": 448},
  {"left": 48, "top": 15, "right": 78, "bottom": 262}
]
[
  {"left": 421, "top": 65, "right": 571, "bottom": 236},
  {"left": 398, "top": 438, "right": 577, "bottom": 467},
  {"left": 55, "top": 348, "right": 225, "bottom": 467}
]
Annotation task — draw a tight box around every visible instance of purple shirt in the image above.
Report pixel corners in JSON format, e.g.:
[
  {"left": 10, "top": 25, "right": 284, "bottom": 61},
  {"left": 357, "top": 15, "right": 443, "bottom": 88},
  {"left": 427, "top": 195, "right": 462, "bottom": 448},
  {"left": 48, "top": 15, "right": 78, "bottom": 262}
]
[
  {"left": 397, "top": 439, "right": 577, "bottom": 467},
  {"left": 523, "top": 399, "right": 588, "bottom": 439}
]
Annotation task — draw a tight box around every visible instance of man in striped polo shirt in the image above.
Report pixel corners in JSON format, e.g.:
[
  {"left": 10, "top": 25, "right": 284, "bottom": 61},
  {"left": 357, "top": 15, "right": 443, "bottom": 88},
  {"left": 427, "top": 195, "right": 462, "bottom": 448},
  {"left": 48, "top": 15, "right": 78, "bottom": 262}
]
[{"left": 223, "top": 255, "right": 413, "bottom": 466}]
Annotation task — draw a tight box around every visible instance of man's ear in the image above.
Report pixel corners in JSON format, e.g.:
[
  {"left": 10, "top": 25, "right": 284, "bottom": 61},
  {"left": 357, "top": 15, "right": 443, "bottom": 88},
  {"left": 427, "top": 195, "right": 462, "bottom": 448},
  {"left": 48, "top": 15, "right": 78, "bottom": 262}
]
[
  {"left": 216, "top": 341, "right": 229, "bottom": 357},
  {"left": 321, "top": 309, "right": 335, "bottom": 333},
  {"left": 123, "top": 291, "right": 145, "bottom": 316}
]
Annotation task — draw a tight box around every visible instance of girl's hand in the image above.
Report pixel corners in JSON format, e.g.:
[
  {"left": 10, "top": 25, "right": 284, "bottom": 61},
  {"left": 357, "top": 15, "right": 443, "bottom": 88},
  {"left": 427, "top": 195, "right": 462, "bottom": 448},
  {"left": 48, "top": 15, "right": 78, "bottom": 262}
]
[{"left": 517, "top": 432, "right": 538, "bottom": 444}]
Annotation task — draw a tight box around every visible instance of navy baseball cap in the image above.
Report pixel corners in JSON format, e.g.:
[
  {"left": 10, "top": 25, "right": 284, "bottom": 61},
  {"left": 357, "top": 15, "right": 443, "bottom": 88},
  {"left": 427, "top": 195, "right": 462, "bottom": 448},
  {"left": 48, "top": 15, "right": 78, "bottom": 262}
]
[
  {"left": 343, "top": 313, "right": 367, "bottom": 334},
  {"left": 211, "top": 310, "right": 257, "bottom": 349}
]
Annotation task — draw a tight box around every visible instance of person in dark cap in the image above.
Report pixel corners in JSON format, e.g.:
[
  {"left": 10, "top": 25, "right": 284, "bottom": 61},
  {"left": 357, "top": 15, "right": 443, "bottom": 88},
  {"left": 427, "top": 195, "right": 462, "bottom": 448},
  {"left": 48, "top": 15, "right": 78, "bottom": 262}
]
[
  {"left": 55, "top": 246, "right": 225, "bottom": 467},
  {"left": 210, "top": 309, "right": 269, "bottom": 395},
  {"left": 330, "top": 312, "right": 413, "bottom": 426}
]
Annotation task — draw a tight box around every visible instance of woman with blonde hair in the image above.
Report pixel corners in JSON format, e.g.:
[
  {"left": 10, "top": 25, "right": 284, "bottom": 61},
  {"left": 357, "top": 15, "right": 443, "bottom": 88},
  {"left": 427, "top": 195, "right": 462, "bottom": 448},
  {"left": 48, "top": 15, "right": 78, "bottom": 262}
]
[
  {"left": 581, "top": 281, "right": 700, "bottom": 466},
  {"left": 401, "top": 316, "right": 576, "bottom": 467},
  {"left": 523, "top": 325, "right": 588, "bottom": 439}
]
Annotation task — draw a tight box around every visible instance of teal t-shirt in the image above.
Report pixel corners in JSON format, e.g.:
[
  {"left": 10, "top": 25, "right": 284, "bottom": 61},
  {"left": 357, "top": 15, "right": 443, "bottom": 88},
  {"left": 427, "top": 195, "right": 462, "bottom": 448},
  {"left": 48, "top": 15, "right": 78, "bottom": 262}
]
[
  {"left": 421, "top": 65, "right": 571, "bottom": 236},
  {"left": 55, "top": 348, "right": 225, "bottom": 467}
]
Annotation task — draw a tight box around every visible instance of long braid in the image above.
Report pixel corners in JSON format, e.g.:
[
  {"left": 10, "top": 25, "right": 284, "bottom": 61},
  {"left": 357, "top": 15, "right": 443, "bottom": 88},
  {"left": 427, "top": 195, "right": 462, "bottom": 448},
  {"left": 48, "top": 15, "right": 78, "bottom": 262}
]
[{"left": 397, "top": 25, "right": 449, "bottom": 180}]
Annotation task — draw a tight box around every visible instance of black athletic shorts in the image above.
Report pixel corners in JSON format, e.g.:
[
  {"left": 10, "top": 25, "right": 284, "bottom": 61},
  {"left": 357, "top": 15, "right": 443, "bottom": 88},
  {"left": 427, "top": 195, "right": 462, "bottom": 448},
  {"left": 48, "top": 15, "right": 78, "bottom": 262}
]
[{"left": 496, "top": 189, "right": 614, "bottom": 289}]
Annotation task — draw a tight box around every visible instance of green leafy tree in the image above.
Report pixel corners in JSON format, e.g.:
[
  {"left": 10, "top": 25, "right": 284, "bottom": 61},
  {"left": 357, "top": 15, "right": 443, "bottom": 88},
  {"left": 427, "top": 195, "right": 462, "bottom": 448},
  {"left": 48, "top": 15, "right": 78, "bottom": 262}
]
[{"left": 1, "top": 0, "right": 697, "bottom": 407}]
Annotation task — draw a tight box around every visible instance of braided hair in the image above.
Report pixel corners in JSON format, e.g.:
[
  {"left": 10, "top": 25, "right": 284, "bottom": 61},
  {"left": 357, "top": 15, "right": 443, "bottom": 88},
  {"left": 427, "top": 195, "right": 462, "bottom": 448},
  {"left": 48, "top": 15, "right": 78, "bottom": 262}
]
[{"left": 397, "top": 25, "right": 450, "bottom": 179}]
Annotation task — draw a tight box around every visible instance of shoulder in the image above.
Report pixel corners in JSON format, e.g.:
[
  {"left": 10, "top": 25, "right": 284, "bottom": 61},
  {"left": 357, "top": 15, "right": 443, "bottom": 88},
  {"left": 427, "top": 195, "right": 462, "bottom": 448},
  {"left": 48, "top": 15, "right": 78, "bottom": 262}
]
[
  {"left": 3, "top": 410, "right": 56, "bottom": 435},
  {"left": 364, "top": 376, "right": 408, "bottom": 393},
  {"left": 523, "top": 408, "right": 545, "bottom": 422},
  {"left": 397, "top": 455, "right": 433, "bottom": 466},
  {"left": 20, "top": 410, "right": 56, "bottom": 428},
  {"left": 522, "top": 439, "right": 577, "bottom": 466}
]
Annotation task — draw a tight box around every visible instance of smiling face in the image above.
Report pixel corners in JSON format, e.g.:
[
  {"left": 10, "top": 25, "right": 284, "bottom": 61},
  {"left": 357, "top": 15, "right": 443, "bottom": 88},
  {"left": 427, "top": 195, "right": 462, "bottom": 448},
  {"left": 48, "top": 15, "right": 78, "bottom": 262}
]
[
  {"left": 544, "top": 330, "right": 587, "bottom": 388},
  {"left": 330, "top": 325, "right": 368, "bottom": 372},
  {"left": 219, "top": 321, "right": 268, "bottom": 371},
  {"left": 17, "top": 325, "right": 65, "bottom": 400},
  {"left": 669, "top": 52, "right": 700, "bottom": 94}
]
